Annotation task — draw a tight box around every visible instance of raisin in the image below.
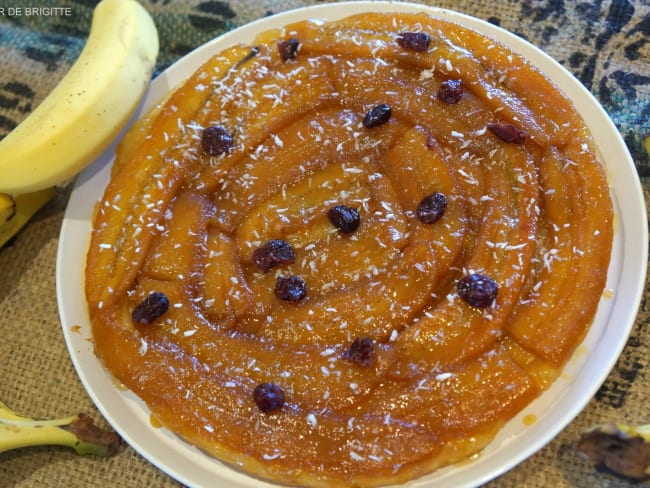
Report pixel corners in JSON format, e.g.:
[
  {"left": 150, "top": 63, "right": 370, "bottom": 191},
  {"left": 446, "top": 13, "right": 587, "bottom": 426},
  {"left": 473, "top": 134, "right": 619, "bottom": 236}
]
[
  {"left": 396, "top": 32, "right": 430, "bottom": 52},
  {"left": 438, "top": 79, "right": 464, "bottom": 104},
  {"left": 132, "top": 291, "right": 169, "bottom": 325},
  {"left": 457, "top": 273, "right": 498, "bottom": 308},
  {"left": 342, "top": 337, "right": 375, "bottom": 367},
  {"left": 327, "top": 205, "right": 360, "bottom": 233},
  {"left": 278, "top": 38, "right": 300, "bottom": 61},
  {"left": 487, "top": 123, "right": 526, "bottom": 144},
  {"left": 201, "top": 125, "right": 234, "bottom": 156},
  {"left": 252, "top": 239, "right": 295, "bottom": 272},
  {"left": 275, "top": 275, "right": 307, "bottom": 302},
  {"left": 416, "top": 192, "right": 448, "bottom": 224},
  {"left": 362, "top": 103, "right": 392, "bottom": 128},
  {"left": 253, "top": 382, "right": 285, "bottom": 413}
]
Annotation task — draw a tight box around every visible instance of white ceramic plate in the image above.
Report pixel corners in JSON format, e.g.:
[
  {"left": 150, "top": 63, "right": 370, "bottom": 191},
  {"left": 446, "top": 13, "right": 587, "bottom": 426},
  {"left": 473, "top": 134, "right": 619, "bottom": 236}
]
[{"left": 56, "top": 2, "right": 647, "bottom": 487}]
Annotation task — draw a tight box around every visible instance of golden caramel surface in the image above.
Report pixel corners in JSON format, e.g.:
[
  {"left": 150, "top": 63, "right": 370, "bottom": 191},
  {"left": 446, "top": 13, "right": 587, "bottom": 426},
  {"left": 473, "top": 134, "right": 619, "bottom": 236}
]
[{"left": 85, "top": 12, "right": 613, "bottom": 487}]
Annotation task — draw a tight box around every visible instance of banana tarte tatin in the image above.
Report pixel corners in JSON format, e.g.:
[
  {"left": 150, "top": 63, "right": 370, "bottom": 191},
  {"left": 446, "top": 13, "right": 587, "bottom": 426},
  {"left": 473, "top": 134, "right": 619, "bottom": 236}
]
[{"left": 85, "top": 11, "right": 613, "bottom": 487}]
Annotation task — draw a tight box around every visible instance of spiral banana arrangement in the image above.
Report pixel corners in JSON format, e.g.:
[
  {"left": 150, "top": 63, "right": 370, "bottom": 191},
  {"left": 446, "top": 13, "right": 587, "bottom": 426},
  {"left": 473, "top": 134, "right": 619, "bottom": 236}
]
[
  {"left": 85, "top": 11, "right": 613, "bottom": 486},
  {"left": 0, "top": 0, "right": 158, "bottom": 247}
]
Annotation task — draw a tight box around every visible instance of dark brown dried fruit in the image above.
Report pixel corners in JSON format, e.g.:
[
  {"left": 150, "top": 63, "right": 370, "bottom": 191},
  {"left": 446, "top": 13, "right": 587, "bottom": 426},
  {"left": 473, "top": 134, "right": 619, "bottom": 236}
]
[
  {"left": 201, "top": 125, "right": 234, "bottom": 156},
  {"left": 396, "top": 32, "right": 430, "bottom": 52},
  {"left": 457, "top": 273, "right": 498, "bottom": 308},
  {"left": 252, "top": 239, "right": 295, "bottom": 272},
  {"left": 416, "top": 192, "right": 448, "bottom": 224},
  {"left": 362, "top": 103, "right": 392, "bottom": 128},
  {"left": 278, "top": 38, "right": 300, "bottom": 61},
  {"left": 487, "top": 123, "right": 527, "bottom": 144},
  {"left": 342, "top": 337, "right": 375, "bottom": 367},
  {"left": 132, "top": 292, "right": 169, "bottom": 325},
  {"left": 253, "top": 382, "right": 285, "bottom": 413},
  {"left": 438, "top": 79, "right": 464, "bottom": 104},
  {"left": 275, "top": 275, "right": 307, "bottom": 302},
  {"left": 327, "top": 205, "right": 361, "bottom": 233}
]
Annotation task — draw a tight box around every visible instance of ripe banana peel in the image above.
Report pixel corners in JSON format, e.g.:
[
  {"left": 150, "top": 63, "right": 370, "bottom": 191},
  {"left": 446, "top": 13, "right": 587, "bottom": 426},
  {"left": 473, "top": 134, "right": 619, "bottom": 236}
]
[
  {"left": 0, "top": 193, "right": 16, "bottom": 225},
  {"left": 0, "top": 0, "right": 159, "bottom": 247},
  {"left": 0, "top": 188, "right": 56, "bottom": 247},
  {"left": 0, "top": 400, "right": 120, "bottom": 456},
  {"left": 0, "top": 0, "right": 159, "bottom": 196},
  {"left": 577, "top": 423, "right": 650, "bottom": 481}
]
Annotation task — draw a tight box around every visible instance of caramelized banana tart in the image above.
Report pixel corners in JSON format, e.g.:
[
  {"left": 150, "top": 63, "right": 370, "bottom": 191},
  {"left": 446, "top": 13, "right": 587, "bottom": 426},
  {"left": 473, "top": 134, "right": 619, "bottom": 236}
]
[{"left": 86, "top": 11, "right": 613, "bottom": 487}]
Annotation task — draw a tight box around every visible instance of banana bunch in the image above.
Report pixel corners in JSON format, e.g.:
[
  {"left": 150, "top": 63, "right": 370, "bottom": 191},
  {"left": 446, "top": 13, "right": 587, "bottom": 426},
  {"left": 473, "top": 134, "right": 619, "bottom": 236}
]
[
  {"left": 577, "top": 422, "right": 650, "bottom": 481},
  {"left": 0, "top": 0, "right": 159, "bottom": 247},
  {"left": 0, "top": 399, "right": 120, "bottom": 456}
]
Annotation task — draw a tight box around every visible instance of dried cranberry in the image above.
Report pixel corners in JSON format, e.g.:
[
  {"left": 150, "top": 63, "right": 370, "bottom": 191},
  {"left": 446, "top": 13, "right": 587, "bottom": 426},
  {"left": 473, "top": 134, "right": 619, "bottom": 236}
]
[
  {"left": 416, "top": 192, "right": 448, "bottom": 224},
  {"left": 201, "top": 125, "right": 234, "bottom": 156},
  {"left": 362, "top": 103, "right": 392, "bottom": 128},
  {"left": 327, "top": 205, "right": 360, "bottom": 233},
  {"left": 487, "top": 123, "right": 526, "bottom": 144},
  {"left": 438, "top": 79, "right": 464, "bottom": 104},
  {"left": 275, "top": 275, "right": 307, "bottom": 302},
  {"left": 252, "top": 239, "right": 295, "bottom": 272},
  {"left": 342, "top": 337, "right": 375, "bottom": 367},
  {"left": 278, "top": 38, "right": 300, "bottom": 61},
  {"left": 132, "top": 291, "right": 169, "bottom": 325},
  {"left": 457, "top": 273, "right": 498, "bottom": 308},
  {"left": 253, "top": 382, "right": 285, "bottom": 413},
  {"left": 396, "top": 32, "right": 430, "bottom": 52}
]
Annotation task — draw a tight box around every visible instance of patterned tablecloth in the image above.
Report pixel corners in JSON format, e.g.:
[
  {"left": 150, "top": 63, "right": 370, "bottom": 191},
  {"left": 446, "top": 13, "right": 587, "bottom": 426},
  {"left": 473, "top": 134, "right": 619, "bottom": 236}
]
[{"left": 0, "top": 1, "right": 648, "bottom": 487}]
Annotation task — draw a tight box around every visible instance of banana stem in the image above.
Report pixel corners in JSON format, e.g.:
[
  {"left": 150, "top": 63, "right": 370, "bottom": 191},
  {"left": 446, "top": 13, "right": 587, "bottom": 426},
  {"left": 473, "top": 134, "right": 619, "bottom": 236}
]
[
  {"left": 0, "top": 401, "right": 121, "bottom": 456},
  {"left": 577, "top": 423, "right": 650, "bottom": 481}
]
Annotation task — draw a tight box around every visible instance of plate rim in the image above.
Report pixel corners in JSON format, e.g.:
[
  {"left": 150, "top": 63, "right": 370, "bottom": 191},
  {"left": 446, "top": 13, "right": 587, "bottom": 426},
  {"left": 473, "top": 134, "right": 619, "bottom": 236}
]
[{"left": 56, "top": 2, "right": 648, "bottom": 487}]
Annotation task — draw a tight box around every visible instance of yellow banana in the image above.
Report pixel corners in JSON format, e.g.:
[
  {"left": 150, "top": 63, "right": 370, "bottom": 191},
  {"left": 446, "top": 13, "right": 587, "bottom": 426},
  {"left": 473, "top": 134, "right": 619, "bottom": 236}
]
[
  {"left": 0, "top": 0, "right": 159, "bottom": 195},
  {"left": 0, "top": 400, "right": 120, "bottom": 456},
  {"left": 0, "top": 193, "right": 16, "bottom": 225},
  {"left": 0, "top": 187, "right": 56, "bottom": 247}
]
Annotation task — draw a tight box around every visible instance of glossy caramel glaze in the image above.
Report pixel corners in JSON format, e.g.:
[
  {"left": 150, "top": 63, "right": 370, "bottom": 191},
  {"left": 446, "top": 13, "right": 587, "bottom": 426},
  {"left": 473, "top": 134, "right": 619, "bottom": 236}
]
[{"left": 86, "top": 12, "right": 613, "bottom": 487}]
